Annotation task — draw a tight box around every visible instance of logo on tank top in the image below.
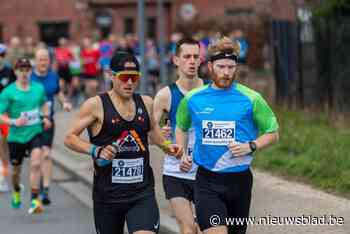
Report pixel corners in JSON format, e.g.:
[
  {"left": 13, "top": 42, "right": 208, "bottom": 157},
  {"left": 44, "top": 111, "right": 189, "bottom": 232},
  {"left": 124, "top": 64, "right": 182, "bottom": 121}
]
[{"left": 113, "top": 130, "right": 146, "bottom": 153}]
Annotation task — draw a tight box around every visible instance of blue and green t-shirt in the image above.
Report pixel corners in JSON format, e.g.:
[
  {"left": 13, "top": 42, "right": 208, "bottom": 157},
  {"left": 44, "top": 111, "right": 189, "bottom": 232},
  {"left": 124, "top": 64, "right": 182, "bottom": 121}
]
[{"left": 176, "top": 82, "right": 278, "bottom": 173}]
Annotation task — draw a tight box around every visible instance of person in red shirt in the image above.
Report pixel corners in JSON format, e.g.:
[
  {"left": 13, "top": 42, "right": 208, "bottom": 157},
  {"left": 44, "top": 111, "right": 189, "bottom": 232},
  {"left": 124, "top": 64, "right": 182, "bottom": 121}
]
[
  {"left": 55, "top": 38, "right": 74, "bottom": 94},
  {"left": 81, "top": 37, "right": 101, "bottom": 98}
]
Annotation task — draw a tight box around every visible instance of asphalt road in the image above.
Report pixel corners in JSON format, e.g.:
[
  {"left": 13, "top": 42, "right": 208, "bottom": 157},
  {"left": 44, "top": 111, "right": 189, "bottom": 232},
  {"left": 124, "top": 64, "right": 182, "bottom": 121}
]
[{"left": 0, "top": 160, "right": 95, "bottom": 234}]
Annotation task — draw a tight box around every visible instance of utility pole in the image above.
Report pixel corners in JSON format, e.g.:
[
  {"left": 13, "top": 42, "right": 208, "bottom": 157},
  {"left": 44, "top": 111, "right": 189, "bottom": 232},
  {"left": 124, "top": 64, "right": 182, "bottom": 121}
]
[
  {"left": 157, "top": 0, "right": 168, "bottom": 86},
  {"left": 138, "top": 0, "right": 148, "bottom": 94}
]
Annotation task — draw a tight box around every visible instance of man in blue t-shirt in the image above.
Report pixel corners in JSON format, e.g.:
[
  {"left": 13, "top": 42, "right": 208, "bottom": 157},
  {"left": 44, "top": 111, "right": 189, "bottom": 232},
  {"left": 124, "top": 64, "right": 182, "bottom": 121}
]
[
  {"left": 176, "top": 37, "right": 279, "bottom": 234},
  {"left": 31, "top": 48, "right": 72, "bottom": 205}
]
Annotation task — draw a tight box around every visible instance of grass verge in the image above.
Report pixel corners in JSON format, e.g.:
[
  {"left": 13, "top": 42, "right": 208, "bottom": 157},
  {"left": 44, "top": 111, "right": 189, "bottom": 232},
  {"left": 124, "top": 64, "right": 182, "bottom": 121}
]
[{"left": 252, "top": 107, "right": 350, "bottom": 198}]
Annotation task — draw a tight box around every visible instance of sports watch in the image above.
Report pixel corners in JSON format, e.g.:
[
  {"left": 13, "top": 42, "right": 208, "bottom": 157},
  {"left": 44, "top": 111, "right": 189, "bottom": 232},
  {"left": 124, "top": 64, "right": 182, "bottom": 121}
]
[{"left": 249, "top": 141, "right": 257, "bottom": 153}]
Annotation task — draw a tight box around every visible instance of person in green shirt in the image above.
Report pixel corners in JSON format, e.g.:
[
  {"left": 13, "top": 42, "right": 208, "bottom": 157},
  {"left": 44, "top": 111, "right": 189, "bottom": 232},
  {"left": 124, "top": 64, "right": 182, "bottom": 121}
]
[{"left": 0, "top": 58, "right": 51, "bottom": 214}]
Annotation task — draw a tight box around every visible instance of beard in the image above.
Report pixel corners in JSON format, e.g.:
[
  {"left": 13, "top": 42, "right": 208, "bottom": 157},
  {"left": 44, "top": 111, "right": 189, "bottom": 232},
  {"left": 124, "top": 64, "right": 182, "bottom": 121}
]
[{"left": 210, "top": 71, "right": 237, "bottom": 89}]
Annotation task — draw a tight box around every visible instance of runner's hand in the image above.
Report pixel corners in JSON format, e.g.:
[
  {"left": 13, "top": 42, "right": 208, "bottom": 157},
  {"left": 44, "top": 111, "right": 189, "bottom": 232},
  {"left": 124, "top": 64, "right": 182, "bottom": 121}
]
[
  {"left": 180, "top": 155, "right": 192, "bottom": 172},
  {"left": 43, "top": 118, "right": 52, "bottom": 130},
  {"left": 162, "top": 144, "right": 183, "bottom": 159},
  {"left": 228, "top": 142, "right": 252, "bottom": 157},
  {"left": 98, "top": 145, "right": 117, "bottom": 160},
  {"left": 15, "top": 116, "right": 28, "bottom": 127}
]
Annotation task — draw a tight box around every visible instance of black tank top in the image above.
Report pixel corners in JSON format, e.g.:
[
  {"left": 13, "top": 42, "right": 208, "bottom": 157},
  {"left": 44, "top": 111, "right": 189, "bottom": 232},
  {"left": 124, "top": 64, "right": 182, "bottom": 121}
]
[{"left": 89, "top": 92, "right": 154, "bottom": 203}]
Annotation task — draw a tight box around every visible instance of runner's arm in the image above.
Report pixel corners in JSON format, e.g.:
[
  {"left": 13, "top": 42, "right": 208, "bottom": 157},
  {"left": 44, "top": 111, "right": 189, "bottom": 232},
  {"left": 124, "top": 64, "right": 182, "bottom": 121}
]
[
  {"left": 64, "top": 97, "right": 100, "bottom": 155},
  {"left": 143, "top": 95, "right": 182, "bottom": 157},
  {"left": 143, "top": 95, "right": 167, "bottom": 145},
  {"left": 252, "top": 94, "right": 279, "bottom": 150},
  {"left": 153, "top": 87, "right": 172, "bottom": 140},
  {"left": 153, "top": 87, "right": 170, "bottom": 124},
  {"left": 175, "top": 97, "right": 191, "bottom": 151},
  {"left": 41, "top": 102, "right": 50, "bottom": 118},
  {"left": 254, "top": 132, "right": 279, "bottom": 151},
  {"left": 0, "top": 115, "right": 12, "bottom": 125}
]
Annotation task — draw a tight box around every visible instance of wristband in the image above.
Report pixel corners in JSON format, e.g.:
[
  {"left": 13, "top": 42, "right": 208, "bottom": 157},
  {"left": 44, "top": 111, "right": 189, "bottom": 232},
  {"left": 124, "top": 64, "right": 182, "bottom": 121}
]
[
  {"left": 89, "top": 144, "right": 98, "bottom": 159},
  {"left": 90, "top": 145, "right": 112, "bottom": 167},
  {"left": 160, "top": 140, "right": 171, "bottom": 152},
  {"left": 95, "top": 158, "right": 111, "bottom": 167}
]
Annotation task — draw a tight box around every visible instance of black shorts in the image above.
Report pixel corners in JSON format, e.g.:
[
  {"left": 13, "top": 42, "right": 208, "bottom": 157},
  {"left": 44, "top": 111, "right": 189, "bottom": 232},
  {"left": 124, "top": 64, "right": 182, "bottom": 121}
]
[
  {"left": 195, "top": 166, "right": 253, "bottom": 234},
  {"left": 163, "top": 175, "right": 195, "bottom": 202},
  {"left": 93, "top": 193, "right": 160, "bottom": 234},
  {"left": 41, "top": 120, "right": 55, "bottom": 147},
  {"left": 58, "top": 66, "right": 72, "bottom": 83},
  {"left": 82, "top": 74, "right": 99, "bottom": 81},
  {"left": 8, "top": 134, "right": 43, "bottom": 166}
]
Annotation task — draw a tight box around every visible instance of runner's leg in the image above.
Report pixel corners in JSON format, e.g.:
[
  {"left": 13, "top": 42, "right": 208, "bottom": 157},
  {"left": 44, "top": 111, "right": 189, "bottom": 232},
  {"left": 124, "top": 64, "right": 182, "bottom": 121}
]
[{"left": 170, "top": 197, "right": 198, "bottom": 234}]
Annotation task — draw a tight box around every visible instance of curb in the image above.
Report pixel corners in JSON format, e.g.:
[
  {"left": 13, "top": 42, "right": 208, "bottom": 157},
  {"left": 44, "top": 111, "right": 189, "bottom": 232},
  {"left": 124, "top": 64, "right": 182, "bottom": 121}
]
[{"left": 51, "top": 148, "right": 179, "bottom": 234}]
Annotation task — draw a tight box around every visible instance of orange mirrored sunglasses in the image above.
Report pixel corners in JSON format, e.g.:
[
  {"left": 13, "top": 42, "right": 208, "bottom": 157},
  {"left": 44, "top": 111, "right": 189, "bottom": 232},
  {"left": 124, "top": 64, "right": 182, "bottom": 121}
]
[{"left": 112, "top": 71, "right": 141, "bottom": 83}]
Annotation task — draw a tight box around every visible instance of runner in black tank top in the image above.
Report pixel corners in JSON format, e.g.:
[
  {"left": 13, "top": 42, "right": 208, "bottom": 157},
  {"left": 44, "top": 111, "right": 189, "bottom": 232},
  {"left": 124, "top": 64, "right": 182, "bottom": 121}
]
[
  {"left": 89, "top": 92, "right": 154, "bottom": 202},
  {"left": 64, "top": 52, "right": 183, "bottom": 234}
]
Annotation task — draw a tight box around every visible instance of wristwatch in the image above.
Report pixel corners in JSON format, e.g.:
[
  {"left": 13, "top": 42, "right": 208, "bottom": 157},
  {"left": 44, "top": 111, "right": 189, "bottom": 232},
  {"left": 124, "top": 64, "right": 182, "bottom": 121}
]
[{"left": 249, "top": 141, "right": 257, "bottom": 153}]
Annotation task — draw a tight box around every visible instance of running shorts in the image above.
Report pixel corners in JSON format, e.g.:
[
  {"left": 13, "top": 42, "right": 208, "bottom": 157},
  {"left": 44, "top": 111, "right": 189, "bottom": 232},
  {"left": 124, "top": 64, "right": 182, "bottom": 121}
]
[
  {"left": 93, "top": 192, "right": 160, "bottom": 234},
  {"left": 194, "top": 166, "right": 253, "bottom": 234},
  {"left": 8, "top": 134, "right": 43, "bottom": 166},
  {"left": 163, "top": 175, "right": 195, "bottom": 202}
]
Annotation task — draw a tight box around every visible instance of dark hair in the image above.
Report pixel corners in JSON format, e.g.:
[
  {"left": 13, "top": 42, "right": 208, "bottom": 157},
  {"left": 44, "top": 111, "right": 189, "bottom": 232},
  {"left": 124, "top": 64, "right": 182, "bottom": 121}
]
[
  {"left": 175, "top": 38, "right": 200, "bottom": 56},
  {"left": 14, "top": 57, "right": 32, "bottom": 70}
]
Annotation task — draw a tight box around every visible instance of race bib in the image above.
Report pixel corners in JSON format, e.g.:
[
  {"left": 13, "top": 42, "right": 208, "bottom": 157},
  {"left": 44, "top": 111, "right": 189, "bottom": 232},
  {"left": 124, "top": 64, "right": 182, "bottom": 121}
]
[
  {"left": 112, "top": 158, "right": 144, "bottom": 184},
  {"left": 21, "top": 108, "right": 40, "bottom": 126},
  {"left": 202, "top": 120, "right": 235, "bottom": 145}
]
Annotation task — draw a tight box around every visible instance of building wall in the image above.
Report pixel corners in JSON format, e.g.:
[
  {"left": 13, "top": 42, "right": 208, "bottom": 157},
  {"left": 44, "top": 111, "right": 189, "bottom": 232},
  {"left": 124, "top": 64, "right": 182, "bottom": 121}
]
[
  {"left": 173, "top": 0, "right": 256, "bottom": 22},
  {"left": 92, "top": 3, "right": 172, "bottom": 40},
  {"left": 271, "top": 0, "right": 297, "bottom": 20},
  {"left": 0, "top": 0, "right": 86, "bottom": 43},
  {"left": 0, "top": 0, "right": 297, "bottom": 43}
]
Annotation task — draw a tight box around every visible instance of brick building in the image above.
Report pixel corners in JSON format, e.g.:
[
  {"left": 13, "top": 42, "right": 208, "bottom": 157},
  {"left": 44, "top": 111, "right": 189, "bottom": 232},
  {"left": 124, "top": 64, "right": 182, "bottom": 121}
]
[{"left": 0, "top": 0, "right": 299, "bottom": 45}]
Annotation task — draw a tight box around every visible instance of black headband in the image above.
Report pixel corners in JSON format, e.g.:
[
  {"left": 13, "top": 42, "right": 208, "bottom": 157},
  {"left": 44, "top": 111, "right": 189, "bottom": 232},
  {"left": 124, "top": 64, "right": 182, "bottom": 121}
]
[{"left": 209, "top": 52, "right": 238, "bottom": 63}]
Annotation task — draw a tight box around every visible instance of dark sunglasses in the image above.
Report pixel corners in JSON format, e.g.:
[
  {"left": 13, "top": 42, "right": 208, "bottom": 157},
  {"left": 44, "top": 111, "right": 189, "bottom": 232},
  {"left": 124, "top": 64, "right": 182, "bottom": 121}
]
[{"left": 112, "top": 71, "right": 141, "bottom": 83}]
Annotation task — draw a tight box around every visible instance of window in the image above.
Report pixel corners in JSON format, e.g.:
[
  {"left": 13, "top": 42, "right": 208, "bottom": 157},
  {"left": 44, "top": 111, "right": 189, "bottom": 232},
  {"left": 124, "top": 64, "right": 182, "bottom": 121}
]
[
  {"left": 124, "top": 18, "right": 134, "bottom": 34},
  {"left": 38, "top": 21, "right": 70, "bottom": 47},
  {"left": 147, "top": 17, "right": 156, "bottom": 39},
  {"left": 225, "top": 8, "right": 253, "bottom": 17}
]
